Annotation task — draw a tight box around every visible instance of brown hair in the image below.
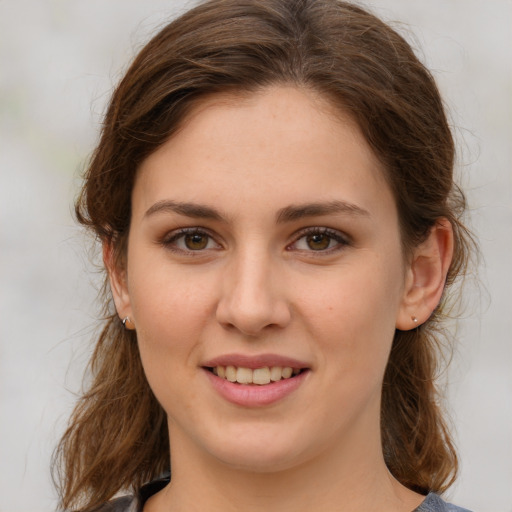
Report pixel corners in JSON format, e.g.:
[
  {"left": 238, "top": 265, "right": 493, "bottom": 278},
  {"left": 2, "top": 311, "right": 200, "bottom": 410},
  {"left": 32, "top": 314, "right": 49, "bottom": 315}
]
[{"left": 54, "top": 0, "right": 473, "bottom": 509}]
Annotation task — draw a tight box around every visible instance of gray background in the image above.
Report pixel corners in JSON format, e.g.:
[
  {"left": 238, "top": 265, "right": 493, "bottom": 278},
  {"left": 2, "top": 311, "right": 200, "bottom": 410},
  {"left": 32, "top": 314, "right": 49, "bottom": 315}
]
[{"left": 1, "top": 1, "right": 510, "bottom": 511}]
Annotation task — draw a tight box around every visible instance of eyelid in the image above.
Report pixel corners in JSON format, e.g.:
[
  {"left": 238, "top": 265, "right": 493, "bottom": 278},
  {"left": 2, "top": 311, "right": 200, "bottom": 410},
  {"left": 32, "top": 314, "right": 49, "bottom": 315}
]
[
  {"left": 158, "top": 225, "right": 350, "bottom": 255},
  {"left": 160, "top": 227, "right": 222, "bottom": 254},
  {"left": 287, "top": 226, "right": 351, "bottom": 253}
]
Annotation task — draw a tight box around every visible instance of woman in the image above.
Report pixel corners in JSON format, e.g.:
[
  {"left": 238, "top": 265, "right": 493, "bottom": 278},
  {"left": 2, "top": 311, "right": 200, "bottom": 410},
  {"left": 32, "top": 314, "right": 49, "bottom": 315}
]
[{"left": 54, "top": 0, "right": 474, "bottom": 511}]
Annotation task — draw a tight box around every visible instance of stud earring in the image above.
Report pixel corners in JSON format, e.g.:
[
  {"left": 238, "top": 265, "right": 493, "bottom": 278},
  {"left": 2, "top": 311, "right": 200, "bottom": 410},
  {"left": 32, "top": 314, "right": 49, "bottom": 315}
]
[
  {"left": 411, "top": 316, "right": 418, "bottom": 325},
  {"left": 122, "top": 316, "right": 135, "bottom": 330}
]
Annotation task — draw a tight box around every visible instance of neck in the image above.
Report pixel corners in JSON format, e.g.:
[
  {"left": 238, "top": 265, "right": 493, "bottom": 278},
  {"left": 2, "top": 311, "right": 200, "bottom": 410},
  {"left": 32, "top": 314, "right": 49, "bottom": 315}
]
[{"left": 146, "top": 422, "right": 423, "bottom": 512}]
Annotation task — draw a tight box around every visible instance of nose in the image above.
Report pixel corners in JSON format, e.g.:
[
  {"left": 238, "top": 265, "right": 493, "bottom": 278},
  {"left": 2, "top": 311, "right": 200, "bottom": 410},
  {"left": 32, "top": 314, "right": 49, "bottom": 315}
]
[{"left": 216, "top": 248, "right": 291, "bottom": 336}]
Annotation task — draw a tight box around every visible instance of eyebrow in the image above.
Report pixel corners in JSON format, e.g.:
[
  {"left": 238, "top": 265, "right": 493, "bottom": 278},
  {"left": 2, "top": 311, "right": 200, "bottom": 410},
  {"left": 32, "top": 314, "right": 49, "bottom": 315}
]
[
  {"left": 144, "top": 200, "right": 226, "bottom": 221},
  {"left": 276, "top": 200, "right": 370, "bottom": 223},
  {"left": 144, "top": 199, "right": 370, "bottom": 223}
]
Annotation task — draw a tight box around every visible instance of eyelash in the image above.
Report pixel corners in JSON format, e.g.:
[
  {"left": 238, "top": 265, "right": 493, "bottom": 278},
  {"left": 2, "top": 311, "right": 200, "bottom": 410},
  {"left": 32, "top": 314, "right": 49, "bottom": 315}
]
[
  {"left": 160, "top": 226, "right": 350, "bottom": 255},
  {"left": 161, "top": 227, "right": 221, "bottom": 255},
  {"left": 287, "top": 227, "right": 350, "bottom": 254}
]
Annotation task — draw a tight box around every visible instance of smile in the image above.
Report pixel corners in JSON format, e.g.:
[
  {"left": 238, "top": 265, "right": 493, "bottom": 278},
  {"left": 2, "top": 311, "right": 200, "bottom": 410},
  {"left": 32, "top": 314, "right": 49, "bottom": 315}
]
[
  {"left": 202, "top": 354, "right": 310, "bottom": 406},
  {"left": 207, "top": 366, "right": 303, "bottom": 385}
]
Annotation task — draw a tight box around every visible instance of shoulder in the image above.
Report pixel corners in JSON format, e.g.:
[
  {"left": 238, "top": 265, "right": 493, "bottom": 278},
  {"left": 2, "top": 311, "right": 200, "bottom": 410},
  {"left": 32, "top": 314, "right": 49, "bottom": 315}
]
[
  {"left": 416, "top": 493, "right": 473, "bottom": 512},
  {"left": 89, "top": 476, "right": 170, "bottom": 512},
  {"left": 90, "top": 495, "right": 138, "bottom": 512}
]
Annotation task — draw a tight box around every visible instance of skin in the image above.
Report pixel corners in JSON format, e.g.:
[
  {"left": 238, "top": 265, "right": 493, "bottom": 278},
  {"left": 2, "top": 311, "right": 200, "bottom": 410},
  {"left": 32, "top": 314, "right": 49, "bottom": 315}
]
[{"left": 108, "top": 86, "right": 453, "bottom": 512}]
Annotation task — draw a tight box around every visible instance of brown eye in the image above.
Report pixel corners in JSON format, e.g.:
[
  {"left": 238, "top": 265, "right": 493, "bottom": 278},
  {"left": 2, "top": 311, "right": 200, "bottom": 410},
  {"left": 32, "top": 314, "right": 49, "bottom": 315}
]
[
  {"left": 289, "top": 228, "right": 349, "bottom": 254},
  {"left": 162, "top": 228, "right": 220, "bottom": 253},
  {"left": 306, "top": 233, "right": 331, "bottom": 250},
  {"left": 184, "top": 233, "right": 209, "bottom": 250}
]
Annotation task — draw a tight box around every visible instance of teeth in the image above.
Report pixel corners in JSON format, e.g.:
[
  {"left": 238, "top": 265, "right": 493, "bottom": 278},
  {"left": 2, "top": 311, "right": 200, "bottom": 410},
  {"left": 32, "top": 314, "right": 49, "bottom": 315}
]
[
  {"left": 253, "top": 367, "right": 271, "bottom": 385},
  {"left": 236, "top": 367, "right": 253, "bottom": 384},
  {"left": 225, "top": 365, "right": 237, "bottom": 382},
  {"left": 270, "top": 366, "right": 282, "bottom": 382},
  {"left": 211, "top": 365, "right": 301, "bottom": 385},
  {"left": 282, "top": 367, "right": 293, "bottom": 379}
]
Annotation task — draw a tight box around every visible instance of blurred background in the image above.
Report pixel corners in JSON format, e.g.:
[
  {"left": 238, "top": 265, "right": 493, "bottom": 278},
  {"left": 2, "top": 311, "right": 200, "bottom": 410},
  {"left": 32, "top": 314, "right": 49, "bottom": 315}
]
[{"left": 0, "top": 1, "right": 510, "bottom": 511}]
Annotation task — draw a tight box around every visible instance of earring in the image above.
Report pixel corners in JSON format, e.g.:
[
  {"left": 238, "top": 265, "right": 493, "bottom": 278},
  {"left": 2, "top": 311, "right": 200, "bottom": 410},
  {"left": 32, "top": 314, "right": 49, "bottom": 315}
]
[
  {"left": 411, "top": 316, "right": 418, "bottom": 325},
  {"left": 122, "top": 316, "right": 135, "bottom": 330}
]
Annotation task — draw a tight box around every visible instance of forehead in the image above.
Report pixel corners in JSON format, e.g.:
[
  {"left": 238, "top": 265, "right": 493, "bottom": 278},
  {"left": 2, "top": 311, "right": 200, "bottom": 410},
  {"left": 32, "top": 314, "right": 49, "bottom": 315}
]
[{"left": 134, "top": 86, "right": 394, "bottom": 221}]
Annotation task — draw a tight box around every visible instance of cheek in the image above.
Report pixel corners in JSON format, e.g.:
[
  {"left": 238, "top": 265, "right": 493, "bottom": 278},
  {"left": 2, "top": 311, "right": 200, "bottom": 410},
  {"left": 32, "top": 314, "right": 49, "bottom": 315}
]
[
  {"left": 128, "top": 246, "right": 216, "bottom": 329},
  {"left": 296, "top": 256, "right": 403, "bottom": 375},
  {"left": 126, "top": 258, "right": 219, "bottom": 385}
]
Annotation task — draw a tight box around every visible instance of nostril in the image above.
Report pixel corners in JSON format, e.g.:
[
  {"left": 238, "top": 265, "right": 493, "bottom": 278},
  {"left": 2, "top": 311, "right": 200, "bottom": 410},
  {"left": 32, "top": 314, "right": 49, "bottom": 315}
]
[{"left": 215, "top": 280, "right": 292, "bottom": 335}]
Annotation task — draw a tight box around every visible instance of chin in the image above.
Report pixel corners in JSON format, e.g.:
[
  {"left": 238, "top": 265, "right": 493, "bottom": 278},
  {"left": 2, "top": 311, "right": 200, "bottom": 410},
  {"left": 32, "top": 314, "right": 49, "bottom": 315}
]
[
  {"left": 213, "top": 446, "right": 305, "bottom": 474},
  {"left": 199, "top": 423, "right": 317, "bottom": 473}
]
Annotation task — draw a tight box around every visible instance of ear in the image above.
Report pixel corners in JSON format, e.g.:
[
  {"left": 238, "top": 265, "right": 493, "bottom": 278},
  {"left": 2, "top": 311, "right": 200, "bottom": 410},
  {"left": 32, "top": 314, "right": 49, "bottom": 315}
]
[
  {"left": 103, "top": 242, "right": 133, "bottom": 324},
  {"left": 396, "top": 219, "right": 454, "bottom": 330}
]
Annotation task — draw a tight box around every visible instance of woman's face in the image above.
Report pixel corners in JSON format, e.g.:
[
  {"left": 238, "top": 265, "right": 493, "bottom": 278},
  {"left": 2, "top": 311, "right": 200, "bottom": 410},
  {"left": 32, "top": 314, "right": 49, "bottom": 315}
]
[{"left": 115, "top": 86, "right": 413, "bottom": 472}]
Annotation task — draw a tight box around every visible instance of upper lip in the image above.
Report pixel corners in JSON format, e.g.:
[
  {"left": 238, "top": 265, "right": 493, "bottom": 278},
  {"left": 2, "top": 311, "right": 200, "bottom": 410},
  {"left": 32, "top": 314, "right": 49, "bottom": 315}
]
[{"left": 202, "top": 353, "right": 310, "bottom": 370}]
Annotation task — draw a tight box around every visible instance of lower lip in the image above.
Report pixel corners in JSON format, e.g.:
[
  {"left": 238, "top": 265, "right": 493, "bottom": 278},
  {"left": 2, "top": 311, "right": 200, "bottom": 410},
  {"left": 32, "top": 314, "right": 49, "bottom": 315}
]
[{"left": 204, "top": 369, "right": 309, "bottom": 407}]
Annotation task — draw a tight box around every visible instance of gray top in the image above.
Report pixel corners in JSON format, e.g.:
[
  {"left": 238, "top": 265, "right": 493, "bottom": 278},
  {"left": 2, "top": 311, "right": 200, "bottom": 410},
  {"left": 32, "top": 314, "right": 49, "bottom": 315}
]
[{"left": 92, "top": 477, "right": 473, "bottom": 512}]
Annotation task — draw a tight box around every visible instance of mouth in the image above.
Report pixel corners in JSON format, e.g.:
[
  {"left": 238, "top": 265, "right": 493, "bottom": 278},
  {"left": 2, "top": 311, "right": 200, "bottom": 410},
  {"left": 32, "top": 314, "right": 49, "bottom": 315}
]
[
  {"left": 202, "top": 355, "right": 310, "bottom": 406},
  {"left": 204, "top": 365, "right": 307, "bottom": 385}
]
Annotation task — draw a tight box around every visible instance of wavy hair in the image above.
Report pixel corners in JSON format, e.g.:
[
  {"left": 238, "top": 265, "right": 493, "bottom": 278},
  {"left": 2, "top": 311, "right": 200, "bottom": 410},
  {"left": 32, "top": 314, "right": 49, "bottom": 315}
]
[{"left": 54, "top": 0, "right": 474, "bottom": 509}]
